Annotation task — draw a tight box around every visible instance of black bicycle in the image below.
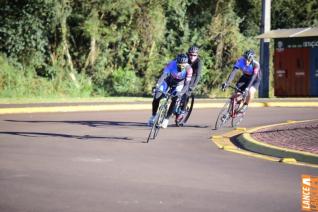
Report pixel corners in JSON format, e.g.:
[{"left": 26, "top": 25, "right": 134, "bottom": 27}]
[
  {"left": 214, "top": 85, "right": 248, "bottom": 130},
  {"left": 146, "top": 90, "right": 174, "bottom": 143},
  {"left": 174, "top": 93, "right": 195, "bottom": 127}
]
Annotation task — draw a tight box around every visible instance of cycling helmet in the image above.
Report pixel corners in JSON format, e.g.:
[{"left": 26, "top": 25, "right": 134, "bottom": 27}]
[
  {"left": 176, "top": 53, "right": 188, "bottom": 64},
  {"left": 188, "top": 45, "right": 199, "bottom": 54},
  {"left": 243, "top": 49, "right": 255, "bottom": 61}
]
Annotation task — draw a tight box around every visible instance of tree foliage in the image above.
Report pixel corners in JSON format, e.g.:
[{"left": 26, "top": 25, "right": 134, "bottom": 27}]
[{"left": 0, "top": 0, "right": 317, "bottom": 97}]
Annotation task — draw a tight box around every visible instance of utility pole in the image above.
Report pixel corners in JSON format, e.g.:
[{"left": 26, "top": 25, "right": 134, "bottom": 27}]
[{"left": 259, "top": 0, "right": 271, "bottom": 98}]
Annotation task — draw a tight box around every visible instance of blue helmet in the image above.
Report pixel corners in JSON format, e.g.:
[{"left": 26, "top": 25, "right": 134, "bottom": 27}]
[
  {"left": 243, "top": 49, "right": 255, "bottom": 61},
  {"left": 176, "top": 53, "right": 188, "bottom": 64}
]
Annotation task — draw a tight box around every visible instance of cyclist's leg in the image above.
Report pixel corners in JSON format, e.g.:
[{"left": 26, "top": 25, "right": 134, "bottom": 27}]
[
  {"left": 247, "top": 78, "right": 260, "bottom": 104},
  {"left": 236, "top": 75, "right": 248, "bottom": 91},
  {"left": 236, "top": 76, "right": 249, "bottom": 112},
  {"left": 247, "top": 86, "right": 256, "bottom": 104},
  {"left": 161, "top": 84, "right": 183, "bottom": 128},
  {"left": 152, "top": 81, "right": 168, "bottom": 116}
]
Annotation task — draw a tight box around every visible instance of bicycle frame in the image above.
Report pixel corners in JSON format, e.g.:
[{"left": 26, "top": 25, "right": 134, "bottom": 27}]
[
  {"left": 229, "top": 87, "right": 245, "bottom": 118},
  {"left": 214, "top": 85, "right": 247, "bottom": 130},
  {"left": 146, "top": 89, "right": 173, "bottom": 143}
]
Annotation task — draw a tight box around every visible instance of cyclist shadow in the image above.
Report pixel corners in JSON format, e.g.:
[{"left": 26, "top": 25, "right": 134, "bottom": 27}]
[
  {"left": 0, "top": 131, "right": 134, "bottom": 142},
  {"left": 170, "top": 124, "right": 209, "bottom": 129},
  {"left": 4, "top": 120, "right": 148, "bottom": 143},
  {"left": 5, "top": 119, "right": 148, "bottom": 128},
  {"left": 0, "top": 131, "right": 146, "bottom": 143}
]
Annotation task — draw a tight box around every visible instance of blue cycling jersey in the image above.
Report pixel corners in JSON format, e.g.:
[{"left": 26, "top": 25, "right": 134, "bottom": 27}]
[
  {"left": 163, "top": 60, "right": 191, "bottom": 81},
  {"left": 234, "top": 57, "right": 260, "bottom": 75}
]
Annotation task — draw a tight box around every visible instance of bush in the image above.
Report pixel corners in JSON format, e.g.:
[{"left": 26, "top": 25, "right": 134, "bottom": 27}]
[{"left": 110, "top": 68, "right": 142, "bottom": 96}]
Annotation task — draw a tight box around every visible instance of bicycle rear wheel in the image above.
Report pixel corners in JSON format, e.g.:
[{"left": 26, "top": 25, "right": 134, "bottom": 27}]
[
  {"left": 175, "top": 94, "right": 195, "bottom": 126},
  {"left": 214, "top": 100, "right": 231, "bottom": 130},
  {"left": 183, "top": 94, "right": 194, "bottom": 124}
]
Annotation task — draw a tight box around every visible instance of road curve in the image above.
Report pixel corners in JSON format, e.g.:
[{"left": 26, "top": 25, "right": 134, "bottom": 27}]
[{"left": 0, "top": 107, "right": 317, "bottom": 212}]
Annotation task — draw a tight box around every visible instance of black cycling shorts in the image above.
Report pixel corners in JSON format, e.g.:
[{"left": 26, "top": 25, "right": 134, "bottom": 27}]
[{"left": 236, "top": 74, "right": 260, "bottom": 91}]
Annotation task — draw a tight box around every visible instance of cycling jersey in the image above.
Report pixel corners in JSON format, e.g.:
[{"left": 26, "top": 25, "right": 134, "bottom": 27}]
[
  {"left": 156, "top": 60, "right": 193, "bottom": 91},
  {"left": 226, "top": 57, "right": 261, "bottom": 90},
  {"left": 234, "top": 57, "right": 260, "bottom": 76},
  {"left": 163, "top": 60, "right": 192, "bottom": 86}
]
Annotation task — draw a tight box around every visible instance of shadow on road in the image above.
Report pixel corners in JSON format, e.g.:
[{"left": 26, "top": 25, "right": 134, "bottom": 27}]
[
  {"left": 5, "top": 119, "right": 147, "bottom": 128},
  {"left": 170, "top": 124, "right": 209, "bottom": 129},
  {"left": 0, "top": 131, "right": 133, "bottom": 141}
]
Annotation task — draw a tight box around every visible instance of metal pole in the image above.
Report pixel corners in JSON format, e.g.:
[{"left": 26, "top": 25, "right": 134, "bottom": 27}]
[{"left": 259, "top": 0, "right": 271, "bottom": 98}]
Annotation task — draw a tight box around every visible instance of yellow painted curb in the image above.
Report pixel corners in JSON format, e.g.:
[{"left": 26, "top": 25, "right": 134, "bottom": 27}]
[
  {"left": 211, "top": 119, "right": 318, "bottom": 168},
  {"left": 0, "top": 101, "right": 318, "bottom": 115},
  {"left": 280, "top": 158, "right": 297, "bottom": 164},
  {"left": 242, "top": 132, "right": 318, "bottom": 158}
]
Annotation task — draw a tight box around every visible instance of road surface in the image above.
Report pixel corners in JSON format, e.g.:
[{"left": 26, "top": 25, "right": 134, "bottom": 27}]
[{"left": 0, "top": 107, "right": 317, "bottom": 212}]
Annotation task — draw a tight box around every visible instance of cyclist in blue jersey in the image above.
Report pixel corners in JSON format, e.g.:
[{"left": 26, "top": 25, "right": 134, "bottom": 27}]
[
  {"left": 148, "top": 53, "right": 193, "bottom": 128},
  {"left": 222, "top": 49, "right": 261, "bottom": 112}
]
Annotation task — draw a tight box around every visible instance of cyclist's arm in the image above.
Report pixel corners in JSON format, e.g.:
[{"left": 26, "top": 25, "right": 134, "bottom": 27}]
[
  {"left": 156, "top": 72, "right": 168, "bottom": 88},
  {"left": 225, "top": 67, "right": 239, "bottom": 85},
  {"left": 180, "top": 66, "right": 193, "bottom": 95},
  {"left": 191, "top": 60, "right": 202, "bottom": 89},
  {"left": 155, "top": 61, "right": 173, "bottom": 87}
]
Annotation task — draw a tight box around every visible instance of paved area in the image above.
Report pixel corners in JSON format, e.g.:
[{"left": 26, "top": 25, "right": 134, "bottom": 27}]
[
  {"left": 0, "top": 107, "right": 318, "bottom": 212},
  {"left": 251, "top": 120, "right": 318, "bottom": 155}
]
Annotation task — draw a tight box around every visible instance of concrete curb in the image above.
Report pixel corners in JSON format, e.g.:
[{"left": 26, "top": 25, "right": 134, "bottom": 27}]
[
  {"left": 211, "top": 120, "right": 318, "bottom": 168},
  {"left": 236, "top": 119, "right": 318, "bottom": 165},
  {"left": 0, "top": 101, "right": 318, "bottom": 115}
]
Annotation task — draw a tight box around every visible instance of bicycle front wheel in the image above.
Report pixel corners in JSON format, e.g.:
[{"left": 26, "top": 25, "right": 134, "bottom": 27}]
[
  {"left": 214, "top": 100, "right": 231, "bottom": 130},
  {"left": 146, "top": 114, "right": 160, "bottom": 143}
]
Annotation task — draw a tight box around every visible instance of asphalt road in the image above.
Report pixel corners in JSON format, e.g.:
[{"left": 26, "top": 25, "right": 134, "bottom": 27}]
[{"left": 0, "top": 107, "right": 318, "bottom": 212}]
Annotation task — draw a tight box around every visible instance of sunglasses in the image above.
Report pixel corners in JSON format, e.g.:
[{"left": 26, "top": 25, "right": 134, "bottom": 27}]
[
  {"left": 177, "top": 63, "right": 187, "bottom": 68},
  {"left": 189, "top": 53, "right": 198, "bottom": 57}
]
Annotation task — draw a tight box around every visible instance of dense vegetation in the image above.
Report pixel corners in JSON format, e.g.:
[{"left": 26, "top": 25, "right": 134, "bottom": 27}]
[{"left": 0, "top": 0, "right": 317, "bottom": 98}]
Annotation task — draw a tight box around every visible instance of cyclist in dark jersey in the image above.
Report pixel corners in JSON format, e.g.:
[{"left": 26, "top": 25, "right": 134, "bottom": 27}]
[
  {"left": 222, "top": 49, "right": 261, "bottom": 112},
  {"left": 177, "top": 45, "right": 202, "bottom": 121},
  {"left": 148, "top": 53, "right": 193, "bottom": 128}
]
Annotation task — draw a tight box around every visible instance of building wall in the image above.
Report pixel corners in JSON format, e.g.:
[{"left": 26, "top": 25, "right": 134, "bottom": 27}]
[{"left": 273, "top": 37, "right": 318, "bottom": 97}]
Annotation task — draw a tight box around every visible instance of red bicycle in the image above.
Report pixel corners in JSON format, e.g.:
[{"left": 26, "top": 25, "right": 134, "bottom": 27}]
[{"left": 214, "top": 85, "right": 248, "bottom": 130}]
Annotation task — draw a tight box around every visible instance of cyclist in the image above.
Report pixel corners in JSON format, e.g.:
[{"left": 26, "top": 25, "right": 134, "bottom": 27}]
[
  {"left": 148, "top": 53, "right": 193, "bottom": 128},
  {"left": 177, "top": 45, "right": 202, "bottom": 121},
  {"left": 221, "top": 49, "right": 261, "bottom": 112}
]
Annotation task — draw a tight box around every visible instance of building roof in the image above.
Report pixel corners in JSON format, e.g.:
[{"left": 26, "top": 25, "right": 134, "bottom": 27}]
[{"left": 256, "top": 27, "right": 318, "bottom": 39}]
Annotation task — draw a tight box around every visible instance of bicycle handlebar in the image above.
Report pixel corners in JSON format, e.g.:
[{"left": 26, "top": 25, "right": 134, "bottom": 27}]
[
  {"left": 228, "top": 85, "right": 243, "bottom": 93},
  {"left": 155, "top": 89, "right": 177, "bottom": 98}
]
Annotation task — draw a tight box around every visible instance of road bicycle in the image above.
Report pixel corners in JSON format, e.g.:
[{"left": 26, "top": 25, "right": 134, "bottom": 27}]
[
  {"left": 146, "top": 90, "right": 173, "bottom": 143},
  {"left": 146, "top": 90, "right": 195, "bottom": 143},
  {"left": 174, "top": 93, "right": 195, "bottom": 127},
  {"left": 214, "top": 85, "right": 248, "bottom": 130}
]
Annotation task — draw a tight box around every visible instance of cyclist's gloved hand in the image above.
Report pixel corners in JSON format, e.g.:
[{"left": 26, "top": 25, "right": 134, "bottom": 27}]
[
  {"left": 152, "top": 85, "right": 160, "bottom": 96},
  {"left": 221, "top": 82, "right": 228, "bottom": 91}
]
